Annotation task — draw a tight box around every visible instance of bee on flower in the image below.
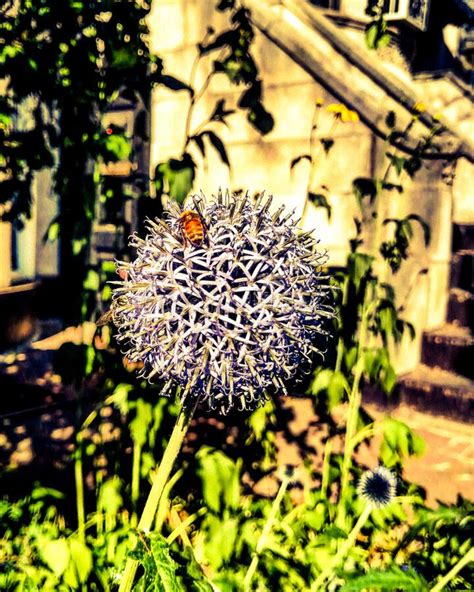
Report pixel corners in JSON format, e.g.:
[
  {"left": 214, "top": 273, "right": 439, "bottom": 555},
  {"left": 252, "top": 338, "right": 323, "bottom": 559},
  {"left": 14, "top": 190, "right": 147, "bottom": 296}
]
[{"left": 108, "top": 190, "right": 332, "bottom": 414}]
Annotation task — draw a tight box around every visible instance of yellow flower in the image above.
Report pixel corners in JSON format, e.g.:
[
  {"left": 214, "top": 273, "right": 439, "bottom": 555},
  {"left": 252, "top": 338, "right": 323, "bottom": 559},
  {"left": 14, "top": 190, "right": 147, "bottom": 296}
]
[
  {"left": 413, "top": 101, "right": 426, "bottom": 113},
  {"left": 327, "top": 103, "right": 359, "bottom": 123},
  {"left": 315, "top": 98, "right": 325, "bottom": 107}
]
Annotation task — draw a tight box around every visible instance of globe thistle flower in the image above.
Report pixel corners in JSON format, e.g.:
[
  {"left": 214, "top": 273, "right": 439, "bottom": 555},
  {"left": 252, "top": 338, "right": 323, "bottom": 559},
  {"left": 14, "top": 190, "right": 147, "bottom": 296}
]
[
  {"left": 357, "top": 467, "right": 397, "bottom": 509},
  {"left": 110, "top": 190, "right": 332, "bottom": 413}
]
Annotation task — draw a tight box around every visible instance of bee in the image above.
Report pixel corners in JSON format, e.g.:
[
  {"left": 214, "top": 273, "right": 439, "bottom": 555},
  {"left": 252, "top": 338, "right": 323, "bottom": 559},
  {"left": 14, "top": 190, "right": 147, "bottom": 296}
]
[
  {"left": 96, "top": 308, "right": 114, "bottom": 327},
  {"left": 179, "top": 209, "right": 206, "bottom": 246},
  {"left": 96, "top": 268, "right": 128, "bottom": 327}
]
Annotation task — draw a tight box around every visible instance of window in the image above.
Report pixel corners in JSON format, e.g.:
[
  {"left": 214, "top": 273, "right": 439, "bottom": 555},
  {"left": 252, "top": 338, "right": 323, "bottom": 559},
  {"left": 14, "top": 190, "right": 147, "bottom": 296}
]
[{"left": 382, "top": 0, "right": 431, "bottom": 31}]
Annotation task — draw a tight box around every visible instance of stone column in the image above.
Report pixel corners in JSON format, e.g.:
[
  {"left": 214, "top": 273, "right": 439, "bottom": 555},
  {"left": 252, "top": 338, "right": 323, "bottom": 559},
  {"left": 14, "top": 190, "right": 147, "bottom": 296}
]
[{"left": 0, "top": 221, "right": 12, "bottom": 289}]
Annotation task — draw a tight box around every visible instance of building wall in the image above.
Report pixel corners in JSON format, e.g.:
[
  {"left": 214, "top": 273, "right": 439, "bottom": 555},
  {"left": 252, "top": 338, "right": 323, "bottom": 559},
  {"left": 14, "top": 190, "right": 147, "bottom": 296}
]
[{"left": 148, "top": 0, "right": 465, "bottom": 374}]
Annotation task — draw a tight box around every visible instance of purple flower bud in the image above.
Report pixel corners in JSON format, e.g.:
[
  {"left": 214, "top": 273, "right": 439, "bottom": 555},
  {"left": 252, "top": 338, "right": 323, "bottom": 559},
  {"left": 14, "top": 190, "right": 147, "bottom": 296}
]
[{"left": 357, "top": 467, "right": 397, "bottom": 509}]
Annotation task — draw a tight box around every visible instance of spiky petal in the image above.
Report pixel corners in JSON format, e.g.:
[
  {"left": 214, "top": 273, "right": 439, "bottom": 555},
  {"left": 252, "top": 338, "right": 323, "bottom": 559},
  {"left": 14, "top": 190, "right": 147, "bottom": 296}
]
[{"left": 111, "top": 191, "right": 332, "bottom": 413}]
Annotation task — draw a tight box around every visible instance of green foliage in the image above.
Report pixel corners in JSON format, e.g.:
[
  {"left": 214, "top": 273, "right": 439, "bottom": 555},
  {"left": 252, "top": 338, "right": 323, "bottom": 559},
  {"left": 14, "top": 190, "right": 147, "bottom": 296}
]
[
  {"left": 1, "top": 5, "right": 469, "bottom": 592},
  {"left": 341, "top": 565, "right": 429, "bottom": 591}
]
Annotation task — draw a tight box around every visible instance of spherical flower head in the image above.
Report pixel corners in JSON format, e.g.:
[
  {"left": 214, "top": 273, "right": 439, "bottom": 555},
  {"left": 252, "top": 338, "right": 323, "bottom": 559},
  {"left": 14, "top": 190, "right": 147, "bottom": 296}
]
[
  {"left": 357, "top": 467, "right": 397, "bottom": 509},
  {"left": 111, "top": 190, "right": 332, "bottom": 413}
]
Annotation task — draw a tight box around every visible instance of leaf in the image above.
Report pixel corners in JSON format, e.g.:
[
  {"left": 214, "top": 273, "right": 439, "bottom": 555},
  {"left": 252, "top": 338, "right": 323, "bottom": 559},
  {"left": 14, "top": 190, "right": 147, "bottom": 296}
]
[
  {"left": 290, "top": 154, "right": 311, "bottom": 170},
  {"left": 149, "top": 535, "right": 185, "bottom": 592},
  {"left": 386, "top": 152, "right": 405, "bottom": 176},
  {"left": 68, "top": 539, "right": 93, "bottom": 584},
  {"left": 347, "top": 253, "right": 374, "bottom": 290},
  {"left": 341, "top": 566, "right": 428, "bottom": 591},
  {"left": 83, "top": 269, "right": 100, "bottom": 291},
  {"left": 403, "top": 155, "right": 422, "bottom": 178},
  {"left": 327, "top": 372, "right": 350, "bottom": 409},
  {"left": 44, "top": 218, "right": 60, "bottom": 242},
  {"left": 190, "top": 134, "right": 206, "bottom": 160},
  {"left": 197, "top": 448, "right": 241, "bottom": 513},
  {"left": 203, "top": 131, "right": 230, "bottom": 166},
  {"left": 308, "top": 192, "right": 332, "bottom": 220},
  {"left": 160, "top": 74, "right": 194, "bottom": 97},
  {"left": 248, "top": 103, "right": 274, "bottom": 135},
  {"left": 157, "top": 154, "right": 196, "bottom": 203},
  {"left": 385, "top": 111, "right": 396, "bottom": 129},
  {"left": 209, "top": 99, "right": 235, "bottom": 125},
  {"left": 40, "top": 538, "right": 70, "bottom": 577},
  {"left": 407, "top": 214, "right": 431, "bottom": 246},
  {"left": 320, "top": 138, "right": 334, "bottom": 153},
  {"left": 101, "top": 131, "right": 131, "bottom": 163},
  {"left": 365, "top": 22, "right": 379, "bottom": 50},
  {"left": 352, "top": 177, "right": 378, "bottom": 205},
  {"left": 381, "top": 181, "right": 403, "bottom": 193},
  {"left": 129, "top": 399, "right": 153, "bottom": 447},
  {"left": 216, "top": 0, "right": 235, "bottom": 10}
]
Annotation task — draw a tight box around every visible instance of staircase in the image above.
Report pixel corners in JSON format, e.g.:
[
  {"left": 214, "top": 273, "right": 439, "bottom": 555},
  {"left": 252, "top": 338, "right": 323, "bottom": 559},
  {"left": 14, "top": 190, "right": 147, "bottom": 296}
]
[{"left": 398, "top": 224, "right": 474, "bottom": 420}]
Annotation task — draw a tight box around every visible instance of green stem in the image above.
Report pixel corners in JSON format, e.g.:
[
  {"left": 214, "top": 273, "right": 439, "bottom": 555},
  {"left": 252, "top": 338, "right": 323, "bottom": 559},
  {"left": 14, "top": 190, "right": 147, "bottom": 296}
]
[
  {"left": 337, "top": 285, "right": 371, "bottom": 527},
  {"left": 334, "top": 275, "right": 350, "bottom": 374},
  {"left": 320, "top": 438, "right": 332, "bottom": 500},
  {"left": 429, "top": 547, "right": 474, "bottom": 592},
  {"left": 131, "top": 442, "right": 142, "bottom": 526},
  {"left": 311, "top": 505, "right": 372, "bottom": 591},
  {"left": 243, "top": 476, "right": 291, "bottom": 591},
  {"left": 118, "top": 403, "right": 196, "bottom": 592},
  {"left": 74, "top": 434, "right": 86, "bottom": 544}
]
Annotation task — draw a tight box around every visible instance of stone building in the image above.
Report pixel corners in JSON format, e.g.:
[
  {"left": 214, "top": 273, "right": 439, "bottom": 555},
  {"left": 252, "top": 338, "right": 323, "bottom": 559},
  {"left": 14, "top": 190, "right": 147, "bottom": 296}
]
[
  {"left": 147, "top": 0, "right": 473, "bottom": 403},
  {"left": 1, "top": 0, "right": 472, "bottom": 406}
]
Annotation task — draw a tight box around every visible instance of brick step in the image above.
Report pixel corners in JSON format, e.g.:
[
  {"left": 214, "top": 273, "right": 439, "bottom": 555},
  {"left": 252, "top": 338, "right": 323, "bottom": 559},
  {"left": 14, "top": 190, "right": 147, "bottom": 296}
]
[
  {"left": 447, "top": 288, "right": 474, "bottom": 327},
  {"left": 397, "top": 364, "right": 474, "bottom": 420},
  {"left": 453, "top": 223, "right": 474, "bottom": 251},
  {"left": 421, "top": 324, "right": 474, "bottom": 378},
  {"left": 449, "top": 249, "right": 474, "bottom": 292}
]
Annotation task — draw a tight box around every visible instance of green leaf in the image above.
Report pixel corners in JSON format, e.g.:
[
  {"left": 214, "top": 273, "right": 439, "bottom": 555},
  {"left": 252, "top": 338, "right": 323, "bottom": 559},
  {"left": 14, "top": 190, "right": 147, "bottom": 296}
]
[
  {"left": 407, "top": 214, "right": 431, "bottom": 246},
  {"left": 203, "top": 131, "right": 230, "bottom": 167},
  {"left": 327, "top": 371, "right": 350, "bottom": 409},
  {"left": 308, "top": 192, "right": 331, "bottom": 219},
  {"left": 101, "top": 132, "right": 131, "bottom": 162},
  {"left": 40, "top": 538, "right": 70, "bottom": 577},
  {"left": 160, "top": 75, "right": 194, "bottom": 97},
  {"left": 149, "top": 535, "right": 186, "bottom": 592},
  {"left": 129, "top": 399, "right": 153, "bottom": 447},
  {"left": 44, "top": 220, "right": 60, "bottom": 242},
  {"left": 209, "top": 99, "right": 235, "bottom": 125},
  {"left": 83, "top": 269, "right": 100, "bottom": 291},
  {"left": 341, "top": 566, "right": 428, "bottom": 591},
  {"left": 347, "top": 253, "right": 374, "bottom": 290},
  {"left": 290, "top": 154, "right": 311, "bottom": 170},
  {"left": 112, "top": 383, "right": 134, "bottom": 414},
  {"left": 320, "top": 138, "right": 334, "bottom": 153},
  {"left": 365, "top": 22, "right": 379, "bottom": 50},
  {"left": 385, "top": 111, "right": 396, "bottom": 129},
  {"left": 197, "top": 447, "right": 241, "bottom": 513},
  {"left": 386, "top": 152, "right": 405, "bottom": 176},
  {"left": 352, "top": 177, "right": 378, "bottom": 205},
  {"left": 67, "top": 539, "right": 93, "bottom": 584},
  {"left": 157, "top": 154, "right": 196, "bottom": 203},
  {"left": 381, "top": 181, "right": 403, "bottom": 193},
  {"left": 190, "top": 134, "right": 206, "bottom": 160}
]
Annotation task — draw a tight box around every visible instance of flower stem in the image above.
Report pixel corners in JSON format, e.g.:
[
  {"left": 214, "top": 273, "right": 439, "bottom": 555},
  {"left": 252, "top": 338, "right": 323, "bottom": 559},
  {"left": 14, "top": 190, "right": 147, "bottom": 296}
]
[
  {"left": 311, "top": 505, "right": 372, "bottom": 591},
  {"left": 243, "top": 475, "right": 291, "bottom": 591},
  {"left": 130, "top": 442, "right": 142, "bottom": 526},
  {"left": 74, "top": 433, "right": 86, "bottom": 544},
  {"left": 118, "top": 403, "right": 196, "bottom": 592},
  {"left": 429, "top": 547, "right": 474, "bottom": 592},
  {"left": 337, "top": 285, "right": 371, "bottom": 527}
]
